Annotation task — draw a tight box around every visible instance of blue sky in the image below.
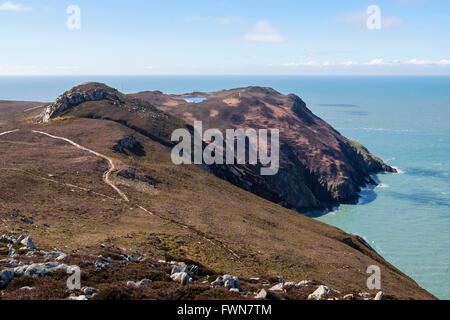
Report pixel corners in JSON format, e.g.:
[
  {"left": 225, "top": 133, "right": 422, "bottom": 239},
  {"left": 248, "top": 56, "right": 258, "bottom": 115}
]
[{"left": 0, "top": 0, "right": 449, "bottom": 75}]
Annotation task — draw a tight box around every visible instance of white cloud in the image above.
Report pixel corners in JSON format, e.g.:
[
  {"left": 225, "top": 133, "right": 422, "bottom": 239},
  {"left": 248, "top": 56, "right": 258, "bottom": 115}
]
[
  {"left": 0, "top": 1, "right": 32, "bottom": 11},
  {"left": 244, "top": 20, "right": 285, "bottom": 43},
  {"left": 365, "top": 58, "right": 386, "bottom": 65},
  {"left": 341, "top": 11, "right": 403, "bottom": 29},
  {"left": 281, "top": 61, "right": 329, "bottom": 67},
  {"left": 404, "top": 58, "right": 450, "bottom": 65}
]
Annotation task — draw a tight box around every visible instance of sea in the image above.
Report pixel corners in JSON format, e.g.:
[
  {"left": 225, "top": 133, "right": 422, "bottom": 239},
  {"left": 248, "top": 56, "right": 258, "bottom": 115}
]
[{"left": 0, "top": 75, "right": 449, "bottom": 299}]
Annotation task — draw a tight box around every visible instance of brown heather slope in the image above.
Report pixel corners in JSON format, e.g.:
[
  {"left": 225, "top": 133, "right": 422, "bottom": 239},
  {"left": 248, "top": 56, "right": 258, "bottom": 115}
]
[
  {"left": 0, "top": 83, "right": 435, "bottom": 299},
  {"left": 133, "top": 87, "right": 396, "bottom": 211}
]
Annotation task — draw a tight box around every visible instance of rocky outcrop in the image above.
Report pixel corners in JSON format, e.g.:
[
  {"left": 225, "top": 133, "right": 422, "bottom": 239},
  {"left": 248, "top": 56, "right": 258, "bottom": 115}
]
[
  {"left": 112, "top": 135, "right": 146, "bottom": 156},
  {"left": 40, "top": 83, "right": 124, "bottom": 122}
]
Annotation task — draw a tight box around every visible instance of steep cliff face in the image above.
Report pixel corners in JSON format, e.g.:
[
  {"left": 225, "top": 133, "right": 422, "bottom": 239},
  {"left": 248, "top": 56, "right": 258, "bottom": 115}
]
[{"left": 134, "top": 87, "right": 397, "bottom": 211}]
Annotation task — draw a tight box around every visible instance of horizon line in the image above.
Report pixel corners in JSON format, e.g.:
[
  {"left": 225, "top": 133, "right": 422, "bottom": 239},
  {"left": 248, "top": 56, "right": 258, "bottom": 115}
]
[{"left": 1, "top": 74, "right": 450, "bottom": 77}]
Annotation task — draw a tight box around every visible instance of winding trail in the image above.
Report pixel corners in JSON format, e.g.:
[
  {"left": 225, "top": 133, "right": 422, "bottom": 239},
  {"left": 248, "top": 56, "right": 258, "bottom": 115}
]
[
  {"left": 0, "top": 129, "right": 19, "bottom": 136},
  {"left": 0, "top": 128, "right": 240, "bottom": 261},
  {"left": 32, "top": 130, "right": 129, "bottom": 202}
]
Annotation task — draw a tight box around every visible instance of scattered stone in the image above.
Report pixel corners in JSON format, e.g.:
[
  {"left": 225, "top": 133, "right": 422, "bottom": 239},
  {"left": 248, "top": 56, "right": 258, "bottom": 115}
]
[
  {"left": 374, "top": 291, "right": 386, "bottom": 300},
  {"left": 255, "top": 289, "right": 268, "bottom": 299},
  {"left": 20, "top": 236, "right": 35, "bottom": 250},
  {"left": 211, "top": 276, "right": 223, "bottom": 287},
  {"left": 343, "top": 294, "right": 354, "bottom": 300},
  {"left": 278, "top": 276, "right": 285, "bottom": 284},
  {"left": 81, "top": 287, "right": 98, "bottom": 296},
  {"left": 20, "top": 286, "right": 34, "bottom": 291},
  {"left": 18, "top": 247, "right": 30, "bottom": 254},
  {"left": 171, "top": 272, "right": 192, "bottom": 286},
  {"left": 283, "top": 282, "right": 298, "bottom": 289},
  {"left": 94, "top": 256, "right": 112, "bottom": 271},
  {"left": 358, "top": 292, "right": 371, "bottom": 298},
  {"left": 15, "top": 235, "right": 25, "bottom": 244},
  {"left": 7, "top": 244, "right": 17, "bottom": 258},
  {"left": 67, "top": 295, "right": 88, "bottom": 301},
  {"left": 223, "top": 275, "right": 241, "bottom": 290},
  {"left": 269, "top": 283, "right": 284, "bottom": 292},
  {"left": 127, "top": 279, "right": 152, "bottom": 288},
  {"left": 189, "top": 265, "right": 199, "bottom": 275},
  {"left": 20, "top": 262, "right": 69, "bottom": 277},
  {"left": 297, "top": 280, "right": 312, "bottom": 287},
  {"left": 44, "top": 251, "right": 67, "bottom": 262},
  {"left": 0, "top": 269, "right": 15, "bottom": 286},
  {"left": 21, "top": 217, "right": 33, "bottom": 224},
  {"left": 171, "top": 264, "right": 188, "bottom": 275},
  {"left": 138, "top": 279, "right": 152, "bottom": 286},
  {"left": 0, "top": 234, "right": 11, "bottom": 244},
  {"left": 308, "top": 285, "right": 336, "bottom": 300},
  {"left": 0, "top": 258, "right": 19, "bottom": 267}
]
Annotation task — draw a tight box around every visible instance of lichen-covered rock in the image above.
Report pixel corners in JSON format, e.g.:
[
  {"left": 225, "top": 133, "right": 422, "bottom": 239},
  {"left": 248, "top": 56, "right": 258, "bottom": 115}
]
[
  {"left": 0, "top": 269, "right": 15, "bottom": 286},
  {"left": 170, "top": 272, "right": 192, "bottom": 286},
  {"left": 308, "top": 285, "right": 336, "bottom": 300},
  {"left": 269, "top": 283, "right": 284, "bottom": 292},
  {"left": 255, "top": 289, "right": 268, "bottom": 299},
  {"left": 20, "top": 236, "right": 35, "bottom": 250},
  {"left": 374, "top": 291, "right": 386, "bottom": 300},
  {"left": 94, "top": 255, "right": 112, "bottom": 271}
]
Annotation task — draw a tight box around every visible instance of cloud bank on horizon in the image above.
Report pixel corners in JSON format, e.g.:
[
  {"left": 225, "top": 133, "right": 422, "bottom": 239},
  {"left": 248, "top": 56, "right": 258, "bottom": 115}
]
[{"left": 0, "top": 0, "right": 449, "bottom": 75}]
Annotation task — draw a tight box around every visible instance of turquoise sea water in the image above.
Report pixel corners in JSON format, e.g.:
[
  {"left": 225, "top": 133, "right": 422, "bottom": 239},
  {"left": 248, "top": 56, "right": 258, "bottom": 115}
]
[{"left": 0, "top": 76, "right": 449, "bottom": 299}]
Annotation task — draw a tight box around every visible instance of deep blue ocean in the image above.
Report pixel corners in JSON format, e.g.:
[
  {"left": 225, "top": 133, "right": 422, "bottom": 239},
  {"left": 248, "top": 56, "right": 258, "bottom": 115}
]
[{"left": 1, "top": 76, "right": 449, "bottom": 299}]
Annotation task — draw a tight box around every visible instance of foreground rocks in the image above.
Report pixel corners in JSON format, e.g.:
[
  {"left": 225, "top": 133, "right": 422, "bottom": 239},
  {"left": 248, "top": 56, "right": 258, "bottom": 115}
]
[{"left": 0, "top": 233, "right": 391, "bottom": 300}]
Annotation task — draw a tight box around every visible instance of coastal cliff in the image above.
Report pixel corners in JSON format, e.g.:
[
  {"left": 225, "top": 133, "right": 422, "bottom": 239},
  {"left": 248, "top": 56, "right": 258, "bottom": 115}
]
[{"left": 134, "top": 87, "right": 396, "bottom": 211}]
